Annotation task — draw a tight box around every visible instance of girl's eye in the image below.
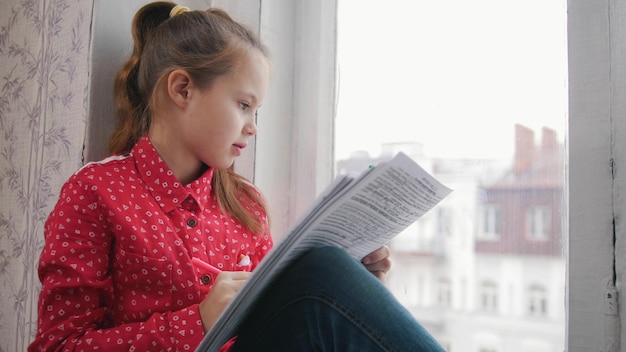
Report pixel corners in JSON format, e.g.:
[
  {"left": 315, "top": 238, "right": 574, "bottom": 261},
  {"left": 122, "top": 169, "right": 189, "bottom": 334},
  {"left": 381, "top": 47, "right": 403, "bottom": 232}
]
[{"left": 239, "top": 102, "right": 250, "bottom": 110}]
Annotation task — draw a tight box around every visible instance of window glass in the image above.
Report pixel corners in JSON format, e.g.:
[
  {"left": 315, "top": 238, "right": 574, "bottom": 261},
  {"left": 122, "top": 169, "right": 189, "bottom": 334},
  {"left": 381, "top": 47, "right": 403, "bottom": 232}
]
[{"left": 335, "top": 0, "right": 567, "bottom": 350}]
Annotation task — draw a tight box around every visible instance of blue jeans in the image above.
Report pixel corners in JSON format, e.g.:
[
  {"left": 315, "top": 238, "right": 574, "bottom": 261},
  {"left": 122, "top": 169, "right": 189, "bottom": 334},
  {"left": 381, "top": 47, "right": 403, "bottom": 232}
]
[{"left": 230, "top": 246, "right": 445, "bottom": 351}]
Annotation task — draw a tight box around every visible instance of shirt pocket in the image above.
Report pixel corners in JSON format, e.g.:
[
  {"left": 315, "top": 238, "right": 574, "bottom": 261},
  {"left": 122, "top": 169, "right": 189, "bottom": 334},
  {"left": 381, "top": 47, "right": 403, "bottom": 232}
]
[{"left": 112, "top": 248, "right": 174, "bottom": 322}]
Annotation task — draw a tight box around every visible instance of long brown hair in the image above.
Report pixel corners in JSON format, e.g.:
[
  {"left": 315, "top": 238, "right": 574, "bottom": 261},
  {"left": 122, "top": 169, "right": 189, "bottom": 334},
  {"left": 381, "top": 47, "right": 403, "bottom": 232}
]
[{"left": 111, "top": 2, "right": 269, "bottom": 233}]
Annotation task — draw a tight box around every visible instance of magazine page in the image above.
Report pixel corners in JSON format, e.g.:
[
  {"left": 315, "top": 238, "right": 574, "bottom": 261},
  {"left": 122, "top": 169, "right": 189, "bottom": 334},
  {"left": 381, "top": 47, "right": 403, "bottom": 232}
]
[
  {"left": 297, "top": 152, "right": 452, "bottom": 259},
  {"left": 196, "top": 152, "right": 452, "bottom": 351}
]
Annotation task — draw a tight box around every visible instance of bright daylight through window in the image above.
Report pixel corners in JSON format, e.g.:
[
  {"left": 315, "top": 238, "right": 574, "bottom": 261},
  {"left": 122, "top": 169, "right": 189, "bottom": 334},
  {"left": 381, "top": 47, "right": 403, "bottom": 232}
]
[{"left": 334, "top": 1, "right": 567, "bottom": 351}]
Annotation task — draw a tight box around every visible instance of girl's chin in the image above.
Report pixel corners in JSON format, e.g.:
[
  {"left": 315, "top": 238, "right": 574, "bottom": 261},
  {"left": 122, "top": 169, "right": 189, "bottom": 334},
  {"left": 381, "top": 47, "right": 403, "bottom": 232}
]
[{"left": 206, "top": 160, "right": 235, "bottom": 170}]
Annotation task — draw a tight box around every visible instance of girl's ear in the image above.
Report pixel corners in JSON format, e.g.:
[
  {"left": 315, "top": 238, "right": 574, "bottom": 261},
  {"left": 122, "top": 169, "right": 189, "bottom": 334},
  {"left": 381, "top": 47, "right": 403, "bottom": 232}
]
[{"left": 167, "top": 69, "right": 192, "bottom": 108}]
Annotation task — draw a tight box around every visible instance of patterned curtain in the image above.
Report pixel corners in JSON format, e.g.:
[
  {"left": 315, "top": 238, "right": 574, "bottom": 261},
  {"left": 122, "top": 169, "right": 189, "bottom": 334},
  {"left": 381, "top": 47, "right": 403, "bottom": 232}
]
[{"left": 0, "top": 0, "right": 94, "bottom": 350}]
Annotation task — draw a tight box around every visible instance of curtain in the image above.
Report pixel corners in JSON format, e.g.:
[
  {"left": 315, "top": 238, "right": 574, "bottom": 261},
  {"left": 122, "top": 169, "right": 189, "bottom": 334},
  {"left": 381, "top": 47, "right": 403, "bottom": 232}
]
[{"left": 0, "top": 0, "right": 94, "bottom": 350}]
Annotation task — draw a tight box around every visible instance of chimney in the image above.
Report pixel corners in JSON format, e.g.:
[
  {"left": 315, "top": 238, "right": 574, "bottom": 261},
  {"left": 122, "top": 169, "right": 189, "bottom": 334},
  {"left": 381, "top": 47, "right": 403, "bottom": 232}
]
[
  {"left": 541, "top": 127, "right": 557, "bottom": 151},
  {"left": 514, "top": 124, "right": 535, "bottom": 175}
]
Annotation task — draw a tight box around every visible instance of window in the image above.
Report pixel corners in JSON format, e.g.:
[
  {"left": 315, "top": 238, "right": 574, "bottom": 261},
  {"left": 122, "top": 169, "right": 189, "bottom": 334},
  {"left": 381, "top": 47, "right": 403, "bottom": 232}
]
[
  {"left": 437, "top": 278, "right": 452, "bottom": 308},
  {"left": 526, "top": 207, "right": 550, "bottom": 240},
  {"left": 332, "top": 0, "right": 566, "bottom": 348},
  {"left": 437, "top": 207, "right": 452, "bottom": 236},
  {"left": 479, "top": 205, "right": 501, "bottom": 240},
  {"left": 480, "top": 281, "right": 499, "bottom": 313},
  {"left": 528, "top": 284, "right": 548, "bottom": 317}
]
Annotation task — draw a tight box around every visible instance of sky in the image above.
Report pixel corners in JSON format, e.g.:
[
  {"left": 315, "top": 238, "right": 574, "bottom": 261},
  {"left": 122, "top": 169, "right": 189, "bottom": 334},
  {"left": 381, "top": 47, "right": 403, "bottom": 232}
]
[{"left": 334, "top": 0, "right": 568, "bottom": 161}]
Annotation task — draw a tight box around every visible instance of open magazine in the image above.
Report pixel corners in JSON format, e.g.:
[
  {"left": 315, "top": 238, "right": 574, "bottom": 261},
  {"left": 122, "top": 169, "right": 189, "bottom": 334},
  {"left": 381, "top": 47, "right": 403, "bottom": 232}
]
[{"left": 196, "top": 152, "right": 453, "bottom": 351}]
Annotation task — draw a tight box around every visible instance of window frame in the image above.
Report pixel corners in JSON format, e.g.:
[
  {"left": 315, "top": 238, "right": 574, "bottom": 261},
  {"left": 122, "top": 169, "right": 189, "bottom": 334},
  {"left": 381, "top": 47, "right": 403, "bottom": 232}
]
[
  {"left": 567, "top": 0, "right": 624, "bottom": 348},
  {"left": 249, "top": 0, "right": 337, "bottom": 242}
]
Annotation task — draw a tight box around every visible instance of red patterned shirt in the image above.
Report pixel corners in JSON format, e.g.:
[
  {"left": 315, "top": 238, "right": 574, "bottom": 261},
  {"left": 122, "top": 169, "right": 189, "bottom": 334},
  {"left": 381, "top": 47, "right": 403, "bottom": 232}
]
[{"left": 29, "top": 136, "right": 273, "bottom": 351}]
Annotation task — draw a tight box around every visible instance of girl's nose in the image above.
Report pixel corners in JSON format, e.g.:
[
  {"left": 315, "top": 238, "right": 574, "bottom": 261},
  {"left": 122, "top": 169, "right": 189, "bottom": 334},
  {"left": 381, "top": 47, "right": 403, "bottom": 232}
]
[{"left": 244, "top": 118, "right": 257, "bottom": 136}]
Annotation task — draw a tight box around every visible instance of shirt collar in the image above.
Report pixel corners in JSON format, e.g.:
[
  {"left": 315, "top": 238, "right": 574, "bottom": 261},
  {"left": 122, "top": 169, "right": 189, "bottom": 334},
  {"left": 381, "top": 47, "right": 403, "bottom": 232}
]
[{"left": 132, "top": 135, "right": 214, "bottom": 213}]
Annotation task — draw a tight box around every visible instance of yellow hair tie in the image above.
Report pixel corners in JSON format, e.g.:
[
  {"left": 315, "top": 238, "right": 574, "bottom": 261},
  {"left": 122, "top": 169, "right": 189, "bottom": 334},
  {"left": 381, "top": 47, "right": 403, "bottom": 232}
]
[{"left": 170, "top": 4, "right": 190, "bottom": 18}]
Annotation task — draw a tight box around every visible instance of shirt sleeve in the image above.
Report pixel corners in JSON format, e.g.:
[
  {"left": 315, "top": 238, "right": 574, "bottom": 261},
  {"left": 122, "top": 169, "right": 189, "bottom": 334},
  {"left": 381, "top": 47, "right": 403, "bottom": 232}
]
[{"left": 28, "top": 177, "right": 206, "bottom": 352}]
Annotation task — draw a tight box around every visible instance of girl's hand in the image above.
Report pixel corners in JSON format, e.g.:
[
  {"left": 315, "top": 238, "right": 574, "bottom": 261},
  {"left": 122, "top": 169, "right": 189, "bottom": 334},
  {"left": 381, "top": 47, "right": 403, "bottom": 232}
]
[
  {"left": 198, "top": 271, "right": 251, "bottom": 332},
  {"left": 361, "top": 245, "right": 392, "bottom": 284}
]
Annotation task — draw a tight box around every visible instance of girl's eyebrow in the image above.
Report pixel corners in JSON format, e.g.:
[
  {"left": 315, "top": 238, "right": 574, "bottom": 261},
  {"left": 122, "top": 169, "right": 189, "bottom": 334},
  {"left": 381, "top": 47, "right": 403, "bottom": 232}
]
[
  {"left": 237, "top": 91, "right": 259, "bottom": 104},
  {"left": 239, "top": 93, "right": 263, "bottom": 109}
]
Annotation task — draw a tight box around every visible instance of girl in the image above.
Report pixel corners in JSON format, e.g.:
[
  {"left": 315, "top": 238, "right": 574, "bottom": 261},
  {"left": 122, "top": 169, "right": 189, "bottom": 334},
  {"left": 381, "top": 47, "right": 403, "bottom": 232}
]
[{"left": 29, "top": 2, "right": 444, "bottom": 351}]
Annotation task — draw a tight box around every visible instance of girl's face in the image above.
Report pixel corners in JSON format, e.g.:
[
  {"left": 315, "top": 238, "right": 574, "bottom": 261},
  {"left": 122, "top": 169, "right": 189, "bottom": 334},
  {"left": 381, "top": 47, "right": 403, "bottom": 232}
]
[{"left": 164, "top": 50, "right": 270, "bottom": 181}]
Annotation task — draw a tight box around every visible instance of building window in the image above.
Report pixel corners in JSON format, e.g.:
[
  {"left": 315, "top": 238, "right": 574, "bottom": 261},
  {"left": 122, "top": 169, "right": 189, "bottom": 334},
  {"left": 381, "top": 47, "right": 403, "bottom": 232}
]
[
  {"left": 480, "top": 281, "right": 499, "bottom": 313},
  {"left": 437, "top": 207, "right": 452, "bottom": 236},
  {"left": 526, "top": 206, "right": 550, "bottom": 240},
  {"left": 478, "top": 205, "right": 501, "bottom": 240},
  {"left": 437, "top": 278, "right": 452, "bottom": 308},
  {"left": 528, "top": 284, "right": 548, "bottom": 317}
]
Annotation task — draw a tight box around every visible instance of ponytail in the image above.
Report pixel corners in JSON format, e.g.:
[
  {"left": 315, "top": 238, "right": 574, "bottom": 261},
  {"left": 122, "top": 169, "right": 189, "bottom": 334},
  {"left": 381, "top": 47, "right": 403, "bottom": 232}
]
[
  {"left": 214, "top": 168, "right": 269, "bottom": 234},
  {"left": 110, "top": 2, "right": 174, "bottom": 155}
]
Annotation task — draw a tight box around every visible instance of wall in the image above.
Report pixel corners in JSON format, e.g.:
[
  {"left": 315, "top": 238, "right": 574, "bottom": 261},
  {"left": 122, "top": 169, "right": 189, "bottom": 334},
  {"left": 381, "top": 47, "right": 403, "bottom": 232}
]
[
  {"left": 88, "top": 0, "right": 215, "bottom": 163},
  {"left": 0, "top": 1, "right": 94, "bottom": 350}
]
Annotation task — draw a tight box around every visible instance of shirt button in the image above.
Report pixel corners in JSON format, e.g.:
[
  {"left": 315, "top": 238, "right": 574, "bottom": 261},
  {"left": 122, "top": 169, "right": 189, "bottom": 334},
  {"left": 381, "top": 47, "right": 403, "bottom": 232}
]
[
  {"left": 187, "top": 218, "right": 197, "bottom": 227},
  {"left": 201, "top": 274, "right": 211, "bottom": 284}
]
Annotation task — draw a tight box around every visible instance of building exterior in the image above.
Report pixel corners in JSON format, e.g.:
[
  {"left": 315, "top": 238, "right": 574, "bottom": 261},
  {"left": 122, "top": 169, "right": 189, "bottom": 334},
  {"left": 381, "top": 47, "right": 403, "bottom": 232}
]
[{"left": 335, "top": 125, "right": 565, "bottom": 352}]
